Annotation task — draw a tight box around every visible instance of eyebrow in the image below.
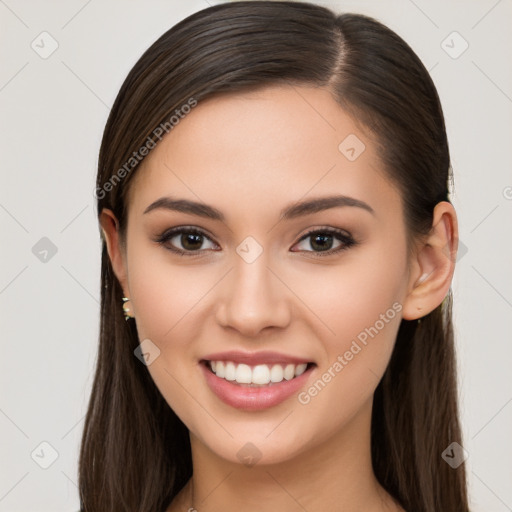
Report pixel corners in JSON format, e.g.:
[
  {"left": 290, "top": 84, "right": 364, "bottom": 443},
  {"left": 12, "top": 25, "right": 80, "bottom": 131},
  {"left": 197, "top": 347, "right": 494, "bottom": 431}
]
[{"left": 143, "top": 194, "right": 375, "bottom": 220}]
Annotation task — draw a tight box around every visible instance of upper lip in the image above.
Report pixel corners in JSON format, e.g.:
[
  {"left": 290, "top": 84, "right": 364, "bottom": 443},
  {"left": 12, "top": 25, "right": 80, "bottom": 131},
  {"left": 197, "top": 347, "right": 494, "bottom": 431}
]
[{"left": 201, "top": 350, "right": 314, "bottom": 366}]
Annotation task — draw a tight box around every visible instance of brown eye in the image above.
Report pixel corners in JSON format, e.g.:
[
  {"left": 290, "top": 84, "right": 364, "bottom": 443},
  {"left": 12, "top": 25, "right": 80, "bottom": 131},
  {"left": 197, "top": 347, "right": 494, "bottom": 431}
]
[
  {"left": 156, "top": 227, "right": 218, "bottom": 255},
  {"left": 292, "top": 228, "right": 356, "bottom": 256},
  {"left": 179, "top": 232, "right": 204, "bottom": 251}
]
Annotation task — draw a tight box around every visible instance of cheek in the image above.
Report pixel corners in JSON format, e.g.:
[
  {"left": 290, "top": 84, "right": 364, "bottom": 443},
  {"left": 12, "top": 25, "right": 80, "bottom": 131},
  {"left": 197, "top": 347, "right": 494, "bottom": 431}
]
[
  {"left": 293, "top": 242, "right": 406, "bottom": 351},
  {"left": 126, "top": 252, "right": 211, "bottom": 429},
  {"left": 293, "top": 250, "right": 406, "bottom": 429},
  {"left": 126, "top": 243, "right": 214, "bottom": 344}
]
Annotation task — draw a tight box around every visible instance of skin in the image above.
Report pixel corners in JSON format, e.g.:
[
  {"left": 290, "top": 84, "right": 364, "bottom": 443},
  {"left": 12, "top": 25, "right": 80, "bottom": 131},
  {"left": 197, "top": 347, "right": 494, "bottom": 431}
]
[{"left": 100, "top": 85, "right": 458, "bottom": 512}]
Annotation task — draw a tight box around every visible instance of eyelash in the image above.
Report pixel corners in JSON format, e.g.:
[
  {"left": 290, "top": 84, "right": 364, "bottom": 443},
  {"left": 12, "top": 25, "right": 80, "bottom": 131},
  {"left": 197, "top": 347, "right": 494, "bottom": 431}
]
[
  {"left": 155, "top": 225, "right": 358, "bottom": 259},
  {"left": 154, "top": 226, "right": 357, "bottom": 258}
]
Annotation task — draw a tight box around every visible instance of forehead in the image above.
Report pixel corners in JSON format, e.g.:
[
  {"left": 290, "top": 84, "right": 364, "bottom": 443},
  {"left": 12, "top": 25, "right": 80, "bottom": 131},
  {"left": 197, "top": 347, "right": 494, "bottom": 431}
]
[{"left": 127, "top": 85, "right": 402, "bottom": 224}]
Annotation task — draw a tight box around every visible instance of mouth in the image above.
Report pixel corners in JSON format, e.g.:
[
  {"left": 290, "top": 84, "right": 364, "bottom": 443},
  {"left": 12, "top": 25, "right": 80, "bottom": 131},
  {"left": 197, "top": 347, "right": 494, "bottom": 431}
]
[
  {"left": 201, "top": 360, "right": 316, "bottom": 387},
  {"left": 199, "top": 354, "right": 317, "bottom": 410}
]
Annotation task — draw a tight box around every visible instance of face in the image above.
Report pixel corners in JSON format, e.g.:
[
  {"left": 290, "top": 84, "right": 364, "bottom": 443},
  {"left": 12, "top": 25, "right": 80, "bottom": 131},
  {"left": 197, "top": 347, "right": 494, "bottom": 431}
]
[{"left": 111, "top": 85, "right": 417, "bottom": 465}]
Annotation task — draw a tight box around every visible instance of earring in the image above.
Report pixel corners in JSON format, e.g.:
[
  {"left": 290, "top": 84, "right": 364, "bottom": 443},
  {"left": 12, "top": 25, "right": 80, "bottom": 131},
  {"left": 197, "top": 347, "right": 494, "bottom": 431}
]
[{"left": 122, "top": 297, "right": 134, "bottom": 320}]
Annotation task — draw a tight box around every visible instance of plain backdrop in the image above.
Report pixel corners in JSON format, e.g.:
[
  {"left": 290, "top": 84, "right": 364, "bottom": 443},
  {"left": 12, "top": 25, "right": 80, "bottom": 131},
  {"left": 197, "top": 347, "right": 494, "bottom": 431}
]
[{"left": 1, "top": 0, "right": 511, "bottom": 510}]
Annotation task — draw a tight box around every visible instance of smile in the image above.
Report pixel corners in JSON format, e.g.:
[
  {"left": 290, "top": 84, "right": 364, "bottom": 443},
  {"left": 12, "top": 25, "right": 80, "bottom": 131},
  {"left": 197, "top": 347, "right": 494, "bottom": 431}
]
[
  {"left": 206, "top": 360, "right": 312, "bottom": 386},
  {"left": 200, "top": 354, "right": 316, "bottom": 410}
]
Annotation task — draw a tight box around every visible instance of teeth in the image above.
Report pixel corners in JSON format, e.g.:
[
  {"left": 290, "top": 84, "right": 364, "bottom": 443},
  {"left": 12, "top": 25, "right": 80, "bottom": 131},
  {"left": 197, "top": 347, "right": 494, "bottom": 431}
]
[
  {"left": 283, "top": 364, "right": 295, "bottom": 381},
  {"left": 270, "top": 364, "right": 284, "bottom": 383},
  {"left": 236, "top": 364, "right": 252, "bottom": 384},
  {"left": 295, "top": 363, "right": 307, "bottom": 376},
  {"left": 215, "top": 361, "right": 225, "bottom": 378},
  {"left": 252, "top": 364, "right": 270, "bottom": 384},
  {"left": 208, "top": 360, "right": 309, "bottom": 385},
  {"left": 225, "top": 362, "right": 236, "bottom": 381}
]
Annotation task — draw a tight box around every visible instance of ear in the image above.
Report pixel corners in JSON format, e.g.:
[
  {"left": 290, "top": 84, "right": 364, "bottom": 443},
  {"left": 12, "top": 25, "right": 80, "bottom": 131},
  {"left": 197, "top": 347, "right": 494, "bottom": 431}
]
[
  {"left": 402, "top": 201, "right": 459, "bottom": 320},
  {"left": 99, "top": 208, "right": 130, "bottom": 297}
]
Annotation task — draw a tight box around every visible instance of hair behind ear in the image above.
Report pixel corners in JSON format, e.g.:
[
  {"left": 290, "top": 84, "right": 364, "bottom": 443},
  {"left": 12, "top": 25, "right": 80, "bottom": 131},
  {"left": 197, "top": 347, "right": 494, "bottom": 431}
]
[{"left": 371, "top": 290, "right": 468, "bottom": 511}]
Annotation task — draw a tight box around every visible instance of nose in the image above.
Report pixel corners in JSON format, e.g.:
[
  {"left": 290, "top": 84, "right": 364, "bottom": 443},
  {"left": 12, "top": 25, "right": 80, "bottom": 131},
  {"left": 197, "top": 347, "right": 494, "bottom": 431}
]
[{"left": 215, "top": 254, "right": 291, "bottom": 337}]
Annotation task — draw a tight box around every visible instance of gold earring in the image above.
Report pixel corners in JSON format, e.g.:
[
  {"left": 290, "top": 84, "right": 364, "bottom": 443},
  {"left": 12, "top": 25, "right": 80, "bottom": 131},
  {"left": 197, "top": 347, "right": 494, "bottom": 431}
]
[{"left": 122, "top": 297, "right": 134, "bottom": 320}]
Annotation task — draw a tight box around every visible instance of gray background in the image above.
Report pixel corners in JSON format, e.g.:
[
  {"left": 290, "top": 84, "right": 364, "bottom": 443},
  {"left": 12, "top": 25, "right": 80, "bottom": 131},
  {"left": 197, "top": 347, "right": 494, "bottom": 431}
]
[{"left": 1, "top": 0, "right": 511, "bottom": 510}]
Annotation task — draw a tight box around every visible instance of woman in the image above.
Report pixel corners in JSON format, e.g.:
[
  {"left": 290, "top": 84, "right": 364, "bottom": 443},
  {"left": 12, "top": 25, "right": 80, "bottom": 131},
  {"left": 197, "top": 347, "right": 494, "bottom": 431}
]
[{"left": 79, "top": 2, "right": 470, "bottom": 511}]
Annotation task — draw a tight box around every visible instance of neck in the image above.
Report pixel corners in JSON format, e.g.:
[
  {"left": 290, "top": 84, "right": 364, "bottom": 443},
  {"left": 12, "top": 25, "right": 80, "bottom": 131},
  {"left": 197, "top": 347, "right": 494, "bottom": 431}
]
[{"left": 171, "top": 397, "right": 402, "bottom": 512}]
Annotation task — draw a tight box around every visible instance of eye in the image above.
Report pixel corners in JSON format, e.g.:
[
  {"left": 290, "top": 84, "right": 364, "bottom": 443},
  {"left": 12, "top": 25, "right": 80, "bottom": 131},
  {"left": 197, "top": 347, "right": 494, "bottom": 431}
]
[
  {"left": 155, "top": 226, "right": 357, "bottom": 258},
  {"left": 291, "top": 227, "right": 357, "bottom": 256},
  {"left": 155, "top": 227, "right": 218, "bottom": 256}
]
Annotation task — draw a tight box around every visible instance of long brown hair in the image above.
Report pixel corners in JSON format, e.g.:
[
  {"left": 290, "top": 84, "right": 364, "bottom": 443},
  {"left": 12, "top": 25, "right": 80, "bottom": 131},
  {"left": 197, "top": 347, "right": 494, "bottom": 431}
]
[{"left": 79, "top": 2, "right": 469, "bottom": 510}]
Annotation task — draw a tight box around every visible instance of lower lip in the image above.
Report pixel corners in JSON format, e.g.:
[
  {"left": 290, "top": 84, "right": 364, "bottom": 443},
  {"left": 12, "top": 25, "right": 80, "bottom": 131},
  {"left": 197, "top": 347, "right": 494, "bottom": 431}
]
[{"left": 200, "top": 362, "right": 315, "bottom": 411}]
